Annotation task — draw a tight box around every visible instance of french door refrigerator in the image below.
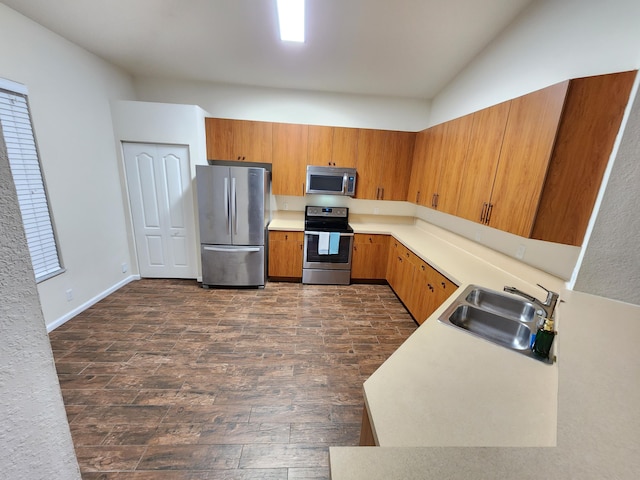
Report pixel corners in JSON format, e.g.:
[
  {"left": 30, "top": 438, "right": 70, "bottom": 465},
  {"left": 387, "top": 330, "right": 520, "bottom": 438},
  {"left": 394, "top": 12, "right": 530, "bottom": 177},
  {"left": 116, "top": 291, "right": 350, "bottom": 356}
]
[{"left": 196, "top": 165, "right": 269, "bottom": 288}]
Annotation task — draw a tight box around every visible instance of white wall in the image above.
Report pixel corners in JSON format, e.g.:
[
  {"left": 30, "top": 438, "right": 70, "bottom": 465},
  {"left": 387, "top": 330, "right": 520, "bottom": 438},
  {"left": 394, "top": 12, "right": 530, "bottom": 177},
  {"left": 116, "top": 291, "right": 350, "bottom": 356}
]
[
  {"left": 134, "top": 76, "right": 431, "bottom": 132},
  {"left": 429, "top": 0, "right": 640, "bottom": 125},
  {"left": 0, "top": 4, "right": 138, "bottom": 330}
]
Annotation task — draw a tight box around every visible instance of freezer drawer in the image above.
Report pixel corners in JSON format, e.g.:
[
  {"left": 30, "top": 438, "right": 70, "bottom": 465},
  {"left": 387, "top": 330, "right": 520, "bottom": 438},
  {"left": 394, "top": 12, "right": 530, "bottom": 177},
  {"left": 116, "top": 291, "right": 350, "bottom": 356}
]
[{"left": 201, "top": 245, "right": 265, "bottom": 287}]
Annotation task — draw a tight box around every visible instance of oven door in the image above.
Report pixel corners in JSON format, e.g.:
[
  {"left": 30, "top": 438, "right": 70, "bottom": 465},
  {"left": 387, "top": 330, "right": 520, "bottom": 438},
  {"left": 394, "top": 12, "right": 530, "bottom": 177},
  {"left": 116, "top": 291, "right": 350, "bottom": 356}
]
[{"left": 303, "top": 231, "right": 353, "bottom": 269}]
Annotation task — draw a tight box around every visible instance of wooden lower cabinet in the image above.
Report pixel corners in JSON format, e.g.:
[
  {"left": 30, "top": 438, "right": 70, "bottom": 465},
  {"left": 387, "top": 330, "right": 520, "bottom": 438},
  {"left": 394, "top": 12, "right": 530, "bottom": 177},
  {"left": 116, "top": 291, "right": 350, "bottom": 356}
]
[
  {"left": 268, "top": 231, "right": 303, "bottom": 278},
  {"left": 409, "top": 257, "right": 457, "bottom": 324},
  {"left": 386, "top": 239, "right": 458, "bottom": 324},
  {"left": 386, "top": 240, "right": 414, "bottom": 302},
  {"left": 351, "top": 234, "right": 389, "bottom": 280}
]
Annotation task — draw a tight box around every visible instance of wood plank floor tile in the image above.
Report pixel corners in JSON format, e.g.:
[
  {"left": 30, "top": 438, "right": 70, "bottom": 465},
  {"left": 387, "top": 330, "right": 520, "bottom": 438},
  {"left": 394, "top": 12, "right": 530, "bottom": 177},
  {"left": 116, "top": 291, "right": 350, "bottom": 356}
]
[{"left": 49, "top": 279, "right": 417, "bottom": 478}]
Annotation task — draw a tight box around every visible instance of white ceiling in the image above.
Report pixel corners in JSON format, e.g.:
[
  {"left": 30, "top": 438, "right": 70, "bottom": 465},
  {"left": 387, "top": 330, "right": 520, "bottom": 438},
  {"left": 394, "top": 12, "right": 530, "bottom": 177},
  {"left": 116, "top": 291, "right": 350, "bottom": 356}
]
[{"left": 1, "top": 0, "right": 533, "bottom": 99}]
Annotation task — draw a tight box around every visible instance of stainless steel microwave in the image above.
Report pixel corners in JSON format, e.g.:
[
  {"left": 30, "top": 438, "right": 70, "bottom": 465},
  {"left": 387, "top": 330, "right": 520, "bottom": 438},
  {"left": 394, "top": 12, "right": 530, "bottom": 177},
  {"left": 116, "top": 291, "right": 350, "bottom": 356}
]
[{"left": 305, "top": 166, "right": 356, "bottom": 196}]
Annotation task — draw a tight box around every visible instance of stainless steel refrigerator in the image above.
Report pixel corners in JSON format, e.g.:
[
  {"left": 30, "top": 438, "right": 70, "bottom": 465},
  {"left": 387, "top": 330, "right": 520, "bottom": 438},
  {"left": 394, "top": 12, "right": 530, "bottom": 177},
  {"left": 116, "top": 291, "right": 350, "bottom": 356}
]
[{"left": 196, "top": 165, "right": 270, "bottom": 288}]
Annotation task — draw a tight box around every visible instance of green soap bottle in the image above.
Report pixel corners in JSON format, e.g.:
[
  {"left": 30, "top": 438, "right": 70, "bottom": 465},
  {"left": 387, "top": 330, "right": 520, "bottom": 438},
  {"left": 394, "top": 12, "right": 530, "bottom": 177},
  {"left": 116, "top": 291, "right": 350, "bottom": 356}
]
[{"left": 532, "top": 318, "right": 556, "bottom": 359}]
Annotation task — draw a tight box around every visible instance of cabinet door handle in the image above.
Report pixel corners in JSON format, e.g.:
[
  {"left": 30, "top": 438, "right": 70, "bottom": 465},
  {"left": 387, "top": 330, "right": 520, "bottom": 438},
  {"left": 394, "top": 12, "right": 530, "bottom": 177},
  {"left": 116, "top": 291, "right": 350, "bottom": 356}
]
[
  {"left": 441, "top": 282, "right": 446, "bottom": 289},
  {"left": 416, "top": 191, "right": 420, "bottom": 203},
  {"left": 486, "top": 203, "right": 494, "bottom": 224},
  {"left": 480, "top": 202, "right": 488, "bottom": 223},
  {"left": 380, "top": 187, "right": 384, "bottom": 199}
]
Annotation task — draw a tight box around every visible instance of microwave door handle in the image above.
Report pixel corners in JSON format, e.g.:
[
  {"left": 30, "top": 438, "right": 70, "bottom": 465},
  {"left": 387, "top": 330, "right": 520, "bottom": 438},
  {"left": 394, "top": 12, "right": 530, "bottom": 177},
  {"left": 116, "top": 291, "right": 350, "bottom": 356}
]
[{"left": 342, "top": 173, "right": 348, "bottom": 194}]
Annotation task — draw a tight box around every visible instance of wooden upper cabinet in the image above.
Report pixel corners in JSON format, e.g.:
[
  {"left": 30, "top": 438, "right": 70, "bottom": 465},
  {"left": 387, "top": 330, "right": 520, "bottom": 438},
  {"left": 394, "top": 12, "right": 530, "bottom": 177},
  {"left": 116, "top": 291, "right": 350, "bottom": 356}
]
[
  {"left": 531, "top": 70, "right": 637, "bottom": 245},
  {"left": 235, "top": 121, "right": 273, "bottom": 162},
  {"left": 308, "top": 126, "right": 358, "bottom": 168},
  {"left": 205, "top": 118, "right": 234, "bottom": 160},
  {"left": 379, "top": 131, "right": 415, "bottom": 201},
  {"left": 407, "top": 129, "right": 430, "bottom": 205},
  {"left": 417, "top": 122, "right": 447, "bottom": 208},
  {"left": 205, "top": 118, "right": 272, "bottom": 163},
  {"left": 456, "top": 101, "right": 511, "bottom": 223},
  {"left": 272, "top": 123, "right": 308, "bottom": 196},
  {"left": 355, "top": 129, "right": 415, "bottom": 200},
  {"left": 307, "top": 125, "right": 334, "bottom": 166},
  {"left": 331, "top": 127, "right": 359, "bottom": 168},
  {"left": 436, "top": 114, "right": 475, "bottom": 215},
  {"left": 488, "top": 81, "right": 569, "bottom": 237}
]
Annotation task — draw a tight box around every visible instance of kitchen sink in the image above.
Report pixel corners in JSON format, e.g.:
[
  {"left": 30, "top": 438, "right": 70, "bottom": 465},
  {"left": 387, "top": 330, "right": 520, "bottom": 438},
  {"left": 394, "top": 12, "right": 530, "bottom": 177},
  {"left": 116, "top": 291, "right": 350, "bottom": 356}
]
[
  {"left": 464, "top": 287, "right": 539, "bottom": 322},
  {"left": 438, "top": 285, "right": 554, "bottom": 364},
  {"left": 447, "top": 305, "right": 533, "bottom": 351}
]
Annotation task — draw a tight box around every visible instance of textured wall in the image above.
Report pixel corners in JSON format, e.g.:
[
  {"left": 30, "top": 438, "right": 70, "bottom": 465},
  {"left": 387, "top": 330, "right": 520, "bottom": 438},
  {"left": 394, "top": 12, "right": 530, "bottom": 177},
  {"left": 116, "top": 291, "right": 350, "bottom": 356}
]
[
  {"left": 574, "top": 88, "right": 640, "bottom": 305},
  {"left": 0, "top": 128, "right": 80, "bottom": 477}
]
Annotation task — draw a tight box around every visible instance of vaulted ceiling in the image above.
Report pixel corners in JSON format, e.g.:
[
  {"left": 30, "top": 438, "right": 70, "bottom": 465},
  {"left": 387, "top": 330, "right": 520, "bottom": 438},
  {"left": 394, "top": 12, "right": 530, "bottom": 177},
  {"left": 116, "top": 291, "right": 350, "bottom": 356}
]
[{"left": 1, "top": 0, "right": 533, "bottom": 99}]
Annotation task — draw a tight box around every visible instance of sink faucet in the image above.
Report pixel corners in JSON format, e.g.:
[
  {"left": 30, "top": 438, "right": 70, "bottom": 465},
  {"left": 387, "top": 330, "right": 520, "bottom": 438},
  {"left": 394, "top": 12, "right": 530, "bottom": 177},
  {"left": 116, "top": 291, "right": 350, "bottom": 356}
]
[{"left": 503, "top": 284, "right": 559, "bottom": 319}]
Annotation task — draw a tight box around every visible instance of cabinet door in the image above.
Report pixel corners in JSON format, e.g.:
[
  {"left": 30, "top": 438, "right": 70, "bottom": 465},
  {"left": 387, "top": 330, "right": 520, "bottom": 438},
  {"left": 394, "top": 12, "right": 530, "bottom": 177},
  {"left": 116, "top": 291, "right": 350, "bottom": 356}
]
[
  {"left": 205, "top": 118, "right": 234, "bottom": 161},
  {"left": 308, "top": 125, "right": 334, "bottom": 166},
  {"left": 268, "top": 231, "right": 303, "bottom": 277},
  {"left": 272, "top": 123, "right": 308, "bottom": 196},
  {"left": 531, "top": 71, "right": 636, "bottom": 246},
  {"left": 421, "top": 123, "right": 447, "bottom": 209},
  {"left": 408, "top": 259, "right": 435, "bottom": 324},
  {"left": 332, "top": 127, "right": 359, "bottom": 168},
  {"left": 356, "top": 129, "right": 415, "bottom": 200},
  {"left": 378, "top": 131, "right": 415, "bottom": 201},
  {"left": 355, "top": 129, "right": 385, "bottom": 199},
  {"left": 436, "top": 114, "right": 474, "bottom": 215},
  {"left": 386, "top": 239, "right": 403, "bottom": 292},
  {"left": 351, "top": 234, "right": 389, "bottom": 280},
  {"left": 488, "top": 82, "right": 568, "bottom": 237},
  {"left": 431, "top": 269, "right": 457, "bottom": 310},
  {"left": 456, "top": 101, "right": 511, "bottom": 223},
  {"left": 234, "top": 120, "right": 272, "bottom": 163},
  {"left": 407, "top": 129, "right": 430, "bottom": 205}
]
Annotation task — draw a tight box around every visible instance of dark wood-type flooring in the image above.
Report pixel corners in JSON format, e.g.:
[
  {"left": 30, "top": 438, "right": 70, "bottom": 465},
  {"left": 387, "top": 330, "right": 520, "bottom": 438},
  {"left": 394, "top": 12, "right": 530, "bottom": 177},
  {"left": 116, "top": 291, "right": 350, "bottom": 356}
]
[{"left": 50, "top": 279, "right": 417, "bottom": 479}]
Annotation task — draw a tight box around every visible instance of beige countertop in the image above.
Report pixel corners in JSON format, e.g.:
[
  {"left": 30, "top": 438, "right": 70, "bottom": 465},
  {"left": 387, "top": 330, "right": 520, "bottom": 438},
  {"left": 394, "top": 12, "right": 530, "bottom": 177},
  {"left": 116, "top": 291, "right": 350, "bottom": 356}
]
[{"left": 269, "top": 212, "right": 640, "bottom": 479}]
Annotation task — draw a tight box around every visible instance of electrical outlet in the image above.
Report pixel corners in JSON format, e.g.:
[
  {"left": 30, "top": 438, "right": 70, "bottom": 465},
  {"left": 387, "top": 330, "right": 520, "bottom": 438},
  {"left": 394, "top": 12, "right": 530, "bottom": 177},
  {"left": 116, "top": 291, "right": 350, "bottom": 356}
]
[
  {"left": 373, "top": 207, "right": 379, "bottom": 215},
  {"left": 474, "top": 231, "right": 482, "bottom": 242},
  {"left": 65, "top": 289, "right": 73, "bottom": 302},
  {"left": 121, "top": 263, "right": 128, "bottom": 273},
  {"left": 516, "top": 245, "right": 526, "bottom": 259},
  {"left": 284, "top": 202, "right": 288, "bottom": 210}
]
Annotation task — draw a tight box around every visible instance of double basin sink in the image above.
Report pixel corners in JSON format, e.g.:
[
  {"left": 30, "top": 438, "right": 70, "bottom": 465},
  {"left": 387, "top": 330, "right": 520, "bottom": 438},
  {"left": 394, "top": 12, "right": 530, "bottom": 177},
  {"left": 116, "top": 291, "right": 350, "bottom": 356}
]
[{"left": 438, "top": 285, "right": 554, "bottom": 364}]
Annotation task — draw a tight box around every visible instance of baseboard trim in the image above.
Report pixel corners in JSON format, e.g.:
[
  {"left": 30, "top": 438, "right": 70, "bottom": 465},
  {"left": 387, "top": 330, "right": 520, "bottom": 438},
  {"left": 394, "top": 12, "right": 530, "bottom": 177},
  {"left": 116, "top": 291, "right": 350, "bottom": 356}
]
[{"left": 46, "top": 275, "right": 141, "bottom": 332}]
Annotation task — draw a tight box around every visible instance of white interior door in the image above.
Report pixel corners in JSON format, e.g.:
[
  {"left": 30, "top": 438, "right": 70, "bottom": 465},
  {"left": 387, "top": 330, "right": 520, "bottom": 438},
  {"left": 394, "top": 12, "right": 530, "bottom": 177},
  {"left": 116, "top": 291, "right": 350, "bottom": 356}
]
[{"left": 123, "top": 142, "right": 197, "bottom": 278}]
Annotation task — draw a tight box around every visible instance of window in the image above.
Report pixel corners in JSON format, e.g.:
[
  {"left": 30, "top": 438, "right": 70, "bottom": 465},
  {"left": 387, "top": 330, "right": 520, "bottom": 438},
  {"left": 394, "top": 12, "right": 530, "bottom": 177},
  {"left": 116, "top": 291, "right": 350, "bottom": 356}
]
[{"left": 0, "top": 79, "right": 63, "bottom": 282}]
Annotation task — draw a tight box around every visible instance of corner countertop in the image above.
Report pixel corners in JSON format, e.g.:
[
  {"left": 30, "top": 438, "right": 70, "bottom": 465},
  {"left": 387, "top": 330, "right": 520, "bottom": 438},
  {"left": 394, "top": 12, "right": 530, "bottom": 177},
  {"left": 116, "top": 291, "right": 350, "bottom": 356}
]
[{"left": 269, "top": 211, "right": 640, "bottom": 479}]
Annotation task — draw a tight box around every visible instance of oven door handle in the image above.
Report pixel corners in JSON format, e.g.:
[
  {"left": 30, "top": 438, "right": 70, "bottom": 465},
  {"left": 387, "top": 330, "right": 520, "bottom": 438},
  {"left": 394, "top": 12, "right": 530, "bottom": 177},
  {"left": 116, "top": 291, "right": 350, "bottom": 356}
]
[{"left": 304, "top": 231, "right": 354, "bottom": 237}]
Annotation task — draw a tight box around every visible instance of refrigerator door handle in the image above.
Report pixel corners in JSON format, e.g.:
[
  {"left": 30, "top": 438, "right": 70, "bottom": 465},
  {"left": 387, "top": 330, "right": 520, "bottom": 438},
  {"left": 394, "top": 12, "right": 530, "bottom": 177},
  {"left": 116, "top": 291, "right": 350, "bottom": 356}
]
[
  {"left": 203, "top": 246, "right": 261, "bottom": 253},
  {"left": 231, "top": 177, "right": 238, "bottom": 235},
  {"left": 224, "top": 177, "right": 231, "bottom": 234}
]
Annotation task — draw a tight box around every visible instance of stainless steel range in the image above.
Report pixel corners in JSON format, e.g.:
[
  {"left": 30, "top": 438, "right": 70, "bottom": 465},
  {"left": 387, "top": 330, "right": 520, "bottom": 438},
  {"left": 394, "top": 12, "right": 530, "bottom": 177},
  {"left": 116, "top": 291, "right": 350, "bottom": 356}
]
[{"left": 302, "top": 206, "right": 354, "bottom": 285}]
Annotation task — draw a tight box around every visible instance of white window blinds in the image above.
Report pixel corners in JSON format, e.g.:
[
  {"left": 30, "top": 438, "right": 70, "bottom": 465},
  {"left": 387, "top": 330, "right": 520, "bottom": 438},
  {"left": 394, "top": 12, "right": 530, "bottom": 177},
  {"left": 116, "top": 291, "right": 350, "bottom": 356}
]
[{"left": 0, "top": 84, "right": 63, "bottom": 282}]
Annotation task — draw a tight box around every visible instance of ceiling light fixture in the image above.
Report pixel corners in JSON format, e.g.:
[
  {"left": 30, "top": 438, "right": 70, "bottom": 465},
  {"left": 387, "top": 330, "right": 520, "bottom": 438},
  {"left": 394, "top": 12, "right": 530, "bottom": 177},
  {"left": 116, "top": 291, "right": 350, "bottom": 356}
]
[{"left": 277, "top": 0, "right": 305, "bottom": 43}]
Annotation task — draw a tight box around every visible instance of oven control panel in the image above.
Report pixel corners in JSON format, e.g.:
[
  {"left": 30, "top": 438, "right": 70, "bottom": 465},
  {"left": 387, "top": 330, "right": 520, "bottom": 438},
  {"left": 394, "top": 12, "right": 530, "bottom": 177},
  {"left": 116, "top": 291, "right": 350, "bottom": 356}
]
[{"left": 306, "top": 206, "right": 348, "bottom": 218}]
